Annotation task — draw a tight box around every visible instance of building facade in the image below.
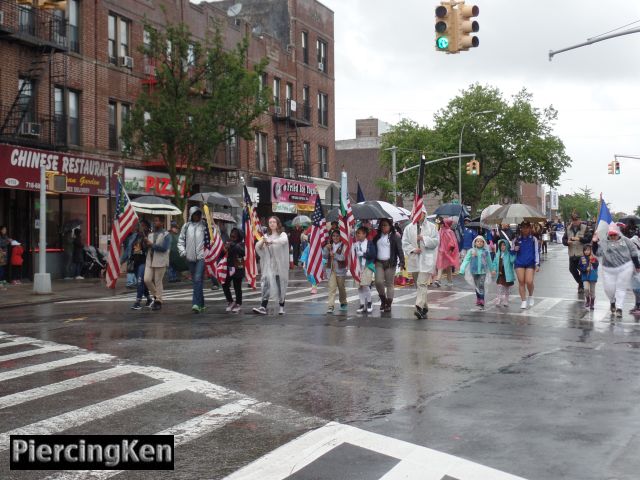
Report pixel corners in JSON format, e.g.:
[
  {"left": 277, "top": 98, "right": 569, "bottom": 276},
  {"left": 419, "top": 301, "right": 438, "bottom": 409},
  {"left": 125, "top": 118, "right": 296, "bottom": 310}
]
[{"left": 0, "top": 0, "right": 335, "bottom": 278}]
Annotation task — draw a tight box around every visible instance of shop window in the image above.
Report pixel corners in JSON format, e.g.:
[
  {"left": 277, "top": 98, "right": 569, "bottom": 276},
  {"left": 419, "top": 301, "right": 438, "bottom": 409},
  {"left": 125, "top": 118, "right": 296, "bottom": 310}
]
[{"left": 36, "top": 194, "right": 87, "bottom": 250}]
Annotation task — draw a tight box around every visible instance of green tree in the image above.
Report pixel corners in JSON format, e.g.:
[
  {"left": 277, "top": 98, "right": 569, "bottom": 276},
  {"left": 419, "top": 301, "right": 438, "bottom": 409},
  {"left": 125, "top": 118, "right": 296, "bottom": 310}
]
[
  {"left": 122, "top": 21, "right": 271, "bottom": 209},
  {"left": 558, "top": 187, "right": 599, "bottom": 222},
  {"left": 635, "top": 205, "right": 640, "bottom": 216},
  {"left": 380, "top": 84, "right": 571, "bottom": 213}
]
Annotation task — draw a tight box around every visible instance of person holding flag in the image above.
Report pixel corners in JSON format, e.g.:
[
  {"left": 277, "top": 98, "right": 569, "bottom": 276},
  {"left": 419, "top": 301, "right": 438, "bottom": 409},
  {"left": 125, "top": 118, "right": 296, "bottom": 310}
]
[
  {"left": 373, "top": 218, "right": 404, "bottom": 313},
  {"left": 253, "top": 216, "right": 290, "bottom": 315},
  {"left": 143, "top": 216, "right": 171, "bottom": 311},
  {"left": 178, "top": 206, "right": 207, "bottom": 313},
  {"left": 593, "top": 198, "right": 640, "bottom": 318},
  {"left": 242, "top": 185, "right": 260, "bottom": 290},
  {"left": 221, "top": 227, "right": 245, "bottom": 314},
  {"left": 106, "top": 176, "right": 138, "bottom": 289}
]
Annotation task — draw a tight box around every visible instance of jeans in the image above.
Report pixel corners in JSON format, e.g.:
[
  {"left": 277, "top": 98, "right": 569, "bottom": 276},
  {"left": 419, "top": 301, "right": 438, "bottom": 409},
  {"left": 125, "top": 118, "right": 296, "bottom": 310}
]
[
  {"left": 473, "top": 274, "right": 486, "bottom": 300},
  {"left": 188, "top": 260, "right": 205, "bottom": 307},
  {"left": 223, "top": 275, "right": 243, "bottom": 305},
  {"left": 569, "top": 256, "right": 583, "bottom": 288},
  {"left": 135, "top": 263, "right": 149, "bottom": 301},
  {"left": 126, "top": 272, "right": 136, "bottom": 287},
  {"left": 73, "top": 261, "right": 83, "bottom": 277},
  {"left": 167, "top": 265, "right": 177, "bottom": 282}
]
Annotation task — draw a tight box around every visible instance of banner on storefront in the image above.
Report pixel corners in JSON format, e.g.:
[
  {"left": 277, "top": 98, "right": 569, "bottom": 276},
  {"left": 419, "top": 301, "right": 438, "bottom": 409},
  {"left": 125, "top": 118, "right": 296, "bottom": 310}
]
[
  {"left": 272, "top": 202, "right": 298, "bottom": 214},
  {"left": 124, "top": 168, "right": 186, "bottom": 197},
  {"left": 549, "top": 189, "right": 559, "bottom": 210},
  {"left": 0, "top": 144, "right": 117, "bottom": 196},
  {"left": 271, "top": 177, "right": 317, "bottom": 208}
]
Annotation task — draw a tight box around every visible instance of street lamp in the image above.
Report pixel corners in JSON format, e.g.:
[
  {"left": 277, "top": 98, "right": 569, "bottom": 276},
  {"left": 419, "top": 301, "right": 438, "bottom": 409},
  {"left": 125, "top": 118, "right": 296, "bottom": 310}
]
[{"left": 458, "top": 110, "right": 493, "bottom": 206}]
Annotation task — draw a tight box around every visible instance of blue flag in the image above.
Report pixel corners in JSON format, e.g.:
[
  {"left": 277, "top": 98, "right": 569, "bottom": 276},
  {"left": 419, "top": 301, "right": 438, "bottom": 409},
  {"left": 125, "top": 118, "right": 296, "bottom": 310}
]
[
  {"left": 356, "top": 182, "right": 365, "bottom": 203},
  {"left": 596, "top": 197, "right": 613, "bottom": 239}
]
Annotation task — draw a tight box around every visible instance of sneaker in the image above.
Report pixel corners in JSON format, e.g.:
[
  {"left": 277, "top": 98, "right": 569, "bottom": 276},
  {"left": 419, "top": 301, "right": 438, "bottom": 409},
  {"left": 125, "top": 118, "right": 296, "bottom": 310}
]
[
  {"left": 151, "top": 302, "right": 162, "bottom": 311},
  {"left": 630, "top": 306, "right": 640, "bottom": 315},
  {"left": 252, "top": 306, "right": 267, "bottom": 315},
  {"left": 366, "top": 302, "right": 373, "bottom": 313},
  {"left": 615, "top": 308, "right": 623, "bottom": 318},
  {"left": 520, "top": 300, "right": 528, "bottom": 309},
  {"left": 75, "top": 276, "right": 84, "bottom": 280},
  {"left": 226, "top": 302, "right": 235, "bottom": 312},
  {"left": 433, "top": 280, "right": 441, "bottom": 288},
  {"left": 414, "top": 306, "right": 425, "bottom": 320},
  {"left": 339, "top": 303, "right": 348, "bottom": 311},
  {"left": 192, "top": 304, "right": 201, "bottom": 314},
  {"left": 326, "top": 306, "right": 334, "bottom": 314},
  {"left": 610, "top": 303, "right": 617, "bottom": 314},
  {"left": 231, "top": 304, "right": 241, "bottom": 313},
  {"left": 479, "top": 299, "right": 485, "bottom": 308},
  {"left": 278, "top": 306, "right": 285, "bottom": 315},
  {"left": 145, "top": 297, "right": 154, "bottom": 308},
  {"left": 130, "top": 301, "right": 142, "bottom": 310},
  {"left": 357, "top": 305, "right": 365, "bottom": 313},
  {"left": 311, "top": 287, "right": 318, "bottom": 295},
  {"left": 211, "top": 284, "right": 220, "bottom": 290},
  {"left": 528, "top": 297, "right": 535, "bottom": 308}
]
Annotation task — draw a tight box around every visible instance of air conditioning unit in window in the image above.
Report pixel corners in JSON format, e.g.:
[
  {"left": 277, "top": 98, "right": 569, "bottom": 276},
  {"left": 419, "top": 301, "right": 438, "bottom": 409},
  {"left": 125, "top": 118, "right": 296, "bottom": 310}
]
[
  {"left": 283, "top": 167, "right": 296, "bottom": 179},
  {"left": 120, "top": 56, "right": 134, "bottom": 69},
  {"left": 322, "top": 171, "right": 330, "bottom": 179},
  {"left": 289, "top": 100, "right": 297, "bottom": 112},
  {"left": 318, "top": 62, "right": 324, "bottom": 71},
  {"left": 20, "top": 122, "right": 42, "bottom": 137}
]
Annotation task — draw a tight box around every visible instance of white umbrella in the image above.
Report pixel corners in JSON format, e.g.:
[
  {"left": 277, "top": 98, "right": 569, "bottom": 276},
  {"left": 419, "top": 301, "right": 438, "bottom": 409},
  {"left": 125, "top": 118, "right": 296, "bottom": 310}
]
[
  {"left": 483, "top": 204, "right": 546, "bottom": 225},
  {"left": 480, "top": 204, "right": 502, "bottom": 224},
  {"left": 358, "top": 201, "right": 410, "bottom": 223},
  {"left": 130, "top": 196, "right": 182, "bottom": 216},
  {"left": 292, "top": 215, "right": 312, "bottom": 227}
]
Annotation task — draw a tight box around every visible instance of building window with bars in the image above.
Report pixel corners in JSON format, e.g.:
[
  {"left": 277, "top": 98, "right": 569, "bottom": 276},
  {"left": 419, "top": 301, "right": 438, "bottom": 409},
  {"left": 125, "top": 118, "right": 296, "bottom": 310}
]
[
  {"left": 68, "top": 0, "right": 80, "bottom": 53},
  {"left": 68, "top": 90, "right": 80, "bottom": 145},
  {"left": 18, "top": 78, "right": 34, "bottom": 124},
  {"left": 317, "top": 38, "right": 327, "bottom": 73},
  {"left": 317, "top": 92, "right": 328, "bottom": 127},
  {"left": 255, "top": 132, "right": 268, "bottom": 172}
]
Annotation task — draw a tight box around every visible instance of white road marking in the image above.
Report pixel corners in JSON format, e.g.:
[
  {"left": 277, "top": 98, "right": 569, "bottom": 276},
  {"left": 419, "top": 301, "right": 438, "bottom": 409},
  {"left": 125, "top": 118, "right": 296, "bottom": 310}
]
[
  {"left": 0, "top": 353, "right": 114, "bottom": 383},
  {"left": 0, "top": 344, "right": 72, "bottom": 362}
]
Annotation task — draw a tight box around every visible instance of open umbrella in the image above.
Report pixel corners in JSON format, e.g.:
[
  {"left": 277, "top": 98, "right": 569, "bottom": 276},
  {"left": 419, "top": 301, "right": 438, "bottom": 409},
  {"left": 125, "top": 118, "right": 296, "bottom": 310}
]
[
  {"left": 358, "top": 201, "right": 410, "bottom": 223},
  {"left": 211, "top": 211, "right": 236, "bottom": 223},
  {"left": 480, "top": 204, "right": 502, "bottom": 224},
  {"left": 326, "top": 203, "right": 391, "bottom": 222},
  {"left": 434, "top": 203, "right": 469, "bottom": 217},
  {"left": 188, "top": 192, "right": 240, "bottom": 208},
  {"left": 618, "top": 214, "right": 640, "bottom": 225},
  {"left": 483, "top": 204, "right": 546, "bottom": 225},
  {"left": 130, "top": 195, "right": 182, "bottom": 216},
  {"left": 292, "top": 215, "right": 312, "bottom": 227}
]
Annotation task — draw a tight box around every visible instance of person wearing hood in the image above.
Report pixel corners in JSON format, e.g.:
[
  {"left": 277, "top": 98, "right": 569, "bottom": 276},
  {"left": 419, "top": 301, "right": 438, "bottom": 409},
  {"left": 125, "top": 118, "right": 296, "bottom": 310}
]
[
  {"left": 460, "top": 236, "right": 495, "bottom": 309},
  {"left": 402, "top": 207, "right": 439, "bottom": 319},
  {"left": 253, "top": 216, "right": 290, "bottom": 315},
  {"left": 144, "top": 216, "right": 171, "bottom": 311},
  {"left": 130, "top": 220, "right": 153, "bottom": 310},
  {"left": 9, "top": 240, "right": 24, "bottom": 285},
  {"left": 178, "top": 206, "right": 207, "bottom": 313},
  {"left": 630, "top": 232, "right": 640, "bottom": 315},
  {"left": 434, "top": 218, "right": 460, "bottom": 288},
  {"left": 492, "top": 239, "right": 516, "bottom": 307},
  {"left": 592, "top": 225, "right": 640, "bottom": 318}
]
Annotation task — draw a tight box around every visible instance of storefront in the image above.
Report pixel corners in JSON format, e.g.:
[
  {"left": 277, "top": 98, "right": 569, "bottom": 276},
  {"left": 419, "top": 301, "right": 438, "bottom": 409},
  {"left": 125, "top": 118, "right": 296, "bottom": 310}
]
[
  {"left": 270, "top": 177, "right": 318, "bottom": 218},
  {"left": 0, "top": 144, "right": 118, "bottom": 279}
]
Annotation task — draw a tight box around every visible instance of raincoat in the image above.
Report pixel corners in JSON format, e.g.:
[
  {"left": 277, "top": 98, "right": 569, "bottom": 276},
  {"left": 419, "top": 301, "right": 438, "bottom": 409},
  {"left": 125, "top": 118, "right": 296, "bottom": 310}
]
[
  {"left": 492, "top": 239, "right": 516, "bottom": 284},
  {"left": 436, "top": 219, "right": 460, "bottom": 270},
  {"left": 256, "top": 232, "right": 290, "bottom": 302},
  {"left": 460, "top": 238, "right": 493, "bottom": 276},
  {"left": 594, "top": 229, "right": 640, "bottom": 306},
  {"left": 402, "top": 220, "right": 439, "bottom": 273},
  {"left": 178, "top": 206, "right": 206, "bottom": 262}
]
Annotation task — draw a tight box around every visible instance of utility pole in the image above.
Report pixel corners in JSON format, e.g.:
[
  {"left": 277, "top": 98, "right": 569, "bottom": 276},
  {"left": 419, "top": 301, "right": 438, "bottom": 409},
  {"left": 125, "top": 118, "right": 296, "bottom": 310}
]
[
  {"left": 33, "top": 166, "right": 51, "bottom": 294},
  {"left": 391, "top": 146, "right": 398, "bottom": 205},
  {"left": 549, "top": 27, "right": 640, "bottom": 60}
]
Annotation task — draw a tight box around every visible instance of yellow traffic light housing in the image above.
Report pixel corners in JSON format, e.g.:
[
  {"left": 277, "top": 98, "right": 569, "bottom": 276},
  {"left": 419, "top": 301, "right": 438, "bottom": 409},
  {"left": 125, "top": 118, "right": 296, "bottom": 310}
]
[
  {"left": 435, "top": 3, "right": 458, "bottom": 53},
  {"left": 457, "top": 3, "right": 479, "bottom": 50},
  {"left": 466, "top": 160, "right": 473, "bottom": 175},
  {"left": 466, "top": 160, "right": 479, "bottom": 176}
]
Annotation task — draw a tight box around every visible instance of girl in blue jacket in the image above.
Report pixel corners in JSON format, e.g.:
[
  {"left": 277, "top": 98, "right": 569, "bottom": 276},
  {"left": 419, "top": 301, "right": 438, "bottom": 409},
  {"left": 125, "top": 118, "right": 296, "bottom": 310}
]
[
  {"left": 514, "top": 221, "right": 540, "bottom": 310},
  {"left": 492, "top": 239, "right": 516, "bottom": 307},
  {"left": 460, "top": 236, "right": 495, "bottom": 308},
  {"left": 578, "top": 244, "right": 599, "bottom": 310}
]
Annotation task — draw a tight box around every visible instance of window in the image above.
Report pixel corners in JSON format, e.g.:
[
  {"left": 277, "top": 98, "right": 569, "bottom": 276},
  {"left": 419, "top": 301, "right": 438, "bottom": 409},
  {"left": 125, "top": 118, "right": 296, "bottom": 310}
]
[
  {"left": 317, "top": 38, "right": 327, "bottom": 73},
  {"left": 273, "top": 77, "right": 280, "bottom": 108},
  {"left": 259, "top": 73, "right": 267, "bottom": 91},
  {"left": 52, "top": 9, "right": 66, "bottom": 47},
  {"left": 303, "top": 142, "right": 311, "bottom": 177},
  {"left": 319, "top": 146, "right": 328, "bottom": 176},
  {"left": 119, "top": 18, "right": 129, "bottom": 57},
  {"left": 274, "top": 137, "right": 282, "bottom": 175},
  {"left": 286, "top": 139, "right": 294, "bottom": 169},
  {"left": 317, "top": 92, "right": 328, "bottom": 127},
  {"left": 302, "top": 86, "right": 310, "bottom": 121},
  {"left": 54, "top": 87, "right": 66, "bottom": 144},
  {"left": 301, "top": 31, "right": 309, "bottom": 64},
  {"left": 255, "top": 133, "right": 268, "bottom": 172},
  {"left": 226, "top": 129, "right": 238, "bottom": 166},
  {"left": 108, "top": 15, "right": 116, "bottom": 63},
  {"left": 18, "top": 78, "right": 34, "bottom": 123},
  {"left": 68, "top": 0, "right": 80, "bottom": 53},
  {"left": 108, "top": 13, "right": 130, "bottom": 64},
  {"left": 54, "top": 88, "right": 80, "bottom": 145},
  {"left": 68, "top": 90, "right": 80, "bottom": 145},
  {"left": 286, "top": 83, "right": 293, "bottom": 114},
  {"left": 18, "top": 5, "right": 34, "bottom": 36},
  {"left": 108, "top": 101, "right": 129, "bottom": 151}
]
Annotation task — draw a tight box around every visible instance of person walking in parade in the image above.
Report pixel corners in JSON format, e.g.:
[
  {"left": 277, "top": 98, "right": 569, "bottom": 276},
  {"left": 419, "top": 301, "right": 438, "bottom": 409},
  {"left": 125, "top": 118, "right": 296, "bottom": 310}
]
[
  {"left": 460, "top": 217, "right": 475, "bottom": 260},
  {"left": 299, "top": 234, "right": 319, "bottom": 295},
  {"left": 178, "top": 206, "right": 207, "bottom": 313},
  {"left": 434, "top": 218, "right": 460, "bottom": 287},
  {"left": 72, "top": 228, "right": 85, "bottom": 280},
  {"left": 130, "top": 220, "right": 153, "bottom": 310},
  {"left": 323, "top": 229, "right": 348, "bottom": 314},
  {"left": 253, "top": 216, "right": 290, "bottom": 315},
  {"left": 402, "top": 207, "right": 439, "bottom": 319},
  {"left": 492, "top": 239, "right": 516, "bottom": 307},
  {"left": 513, "top": 221, "right": 540, "bottom": 309},
  {"left": 592, "top": 225, "right": 640, "bottom": 318},
  {"left": 167, "top": 221, "right": 183, "bottom": 283},
  {"left": 563, "top": 213, "right": 592, "bottom": 294},
  {"left": 144, "top": 216, "right": 171, "bottom": 311},
  {"left": 373, "top": 218, "right": 404, "bottom": 313},
  {"left": 578, "top": 244, "right": 599, "bottom": 311},
  {"left": 630, "top": 231, "right": 640, "bottom": 315},
  {"left": 223, "top": 227, "right": 245, "bottom": 314},
  {"left": 354, "top": 226, "right": 377, "bottom": 314},
  {"left": 460, "top": 236, "right": 495, "bottom": 309}
]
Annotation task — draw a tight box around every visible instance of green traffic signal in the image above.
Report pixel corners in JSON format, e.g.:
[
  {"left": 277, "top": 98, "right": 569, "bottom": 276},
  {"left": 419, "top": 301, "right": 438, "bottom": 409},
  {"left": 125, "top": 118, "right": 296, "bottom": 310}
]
[{"left": 436, "top": 36, "right": 449, "bottom": 49}]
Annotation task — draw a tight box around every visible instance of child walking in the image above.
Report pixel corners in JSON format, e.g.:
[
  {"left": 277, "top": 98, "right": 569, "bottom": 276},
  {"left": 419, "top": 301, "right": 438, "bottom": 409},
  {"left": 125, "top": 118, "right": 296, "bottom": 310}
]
[
  {"left": 492, "top": 239, "right": 516, "bottom": 307},
  {"left": 323, "top": 230, "right": 348, "bottom": 314},
  {"left": 460, "top": 236, "right": 494, "bottom": 309},
  {"left": 10, "top": 240, "right": 24, "bottom": 285},
  {"left": 354, "top": 226, "right": 377, "bottom": 314},
  {"left": 578, "top": 244, "right": 599, "bottom": 310},
  {"left": 630, "top": 233, "right": 640, "bottom": 315}
]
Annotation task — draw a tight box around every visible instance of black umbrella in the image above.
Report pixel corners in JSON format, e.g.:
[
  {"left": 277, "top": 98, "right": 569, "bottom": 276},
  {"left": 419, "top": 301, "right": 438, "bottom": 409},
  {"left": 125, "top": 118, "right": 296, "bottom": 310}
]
[
  {"left": 188, "top": 192, "right": 240, "bottom": 208},
  {"left": 326, "top": 203, "right": 391, "bottom": 222},
  {"left": 434, "top": 203, "right": 469, "bottom": 217},
  {"left": 618, "top": 215, "right": 640, "bottom": 225}
]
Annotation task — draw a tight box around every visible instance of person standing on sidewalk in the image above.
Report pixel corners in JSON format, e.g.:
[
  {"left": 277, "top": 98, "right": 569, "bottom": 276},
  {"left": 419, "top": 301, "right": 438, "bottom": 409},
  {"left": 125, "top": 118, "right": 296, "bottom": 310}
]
[
  {"left": 402, "top": 208, "right": 439, "bottom": 319},
  {"left": 0, "top": 226, "right": 11, "bottom": 287},
  {"left": 72, "top": 228, "right": 85, "bottom": 280},
  {"left": 178, "top": 206, "right": 207, "bottom": 314},
  {"left": 373, "top": 218, "right": 404, "bottom": 313},
  {"left": 253, "top": 216, "right": 290, "bottom": 315},
  {"left": 130, "top": 220, "right": 153, "bottom": 310},
  {"left": 222, "top": 227, "right": 245, "bottom": 314},
  {"left": 9, "top": 240, "right": 24, "bottom": 285},
  {"left": 563, "top": 213, "right": 592, "bottom": 295},
  {"left": 144, "top": 216, "right": 171, "bottom": 311}
]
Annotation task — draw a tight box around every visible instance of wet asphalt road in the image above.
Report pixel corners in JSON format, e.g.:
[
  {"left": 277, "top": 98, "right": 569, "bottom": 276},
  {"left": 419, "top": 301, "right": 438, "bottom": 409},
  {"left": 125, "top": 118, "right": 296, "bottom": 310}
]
[{"left": 1, "top": 243, "right": 640, "bottom": 480}]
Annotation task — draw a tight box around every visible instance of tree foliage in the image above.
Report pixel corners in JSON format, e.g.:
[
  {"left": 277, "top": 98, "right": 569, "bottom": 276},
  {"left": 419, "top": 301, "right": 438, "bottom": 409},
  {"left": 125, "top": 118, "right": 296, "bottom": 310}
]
[
  {"left": 122, "top": 21, "right": 271, "bottom": 208},
  {"left": 380, "top": 84, "right": 572, "bottom": 213},
  {"left": 558, "top": 187, "right": 599, "bottom": 222},
  {"left": 635, "top": 205, "right": 640, "bottom": 216}
]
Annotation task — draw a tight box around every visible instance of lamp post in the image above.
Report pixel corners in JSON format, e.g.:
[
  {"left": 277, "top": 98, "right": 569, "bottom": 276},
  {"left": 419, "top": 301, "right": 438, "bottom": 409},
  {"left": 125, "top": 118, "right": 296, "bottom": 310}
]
[{"left": 458, "top": 110, "right": 493, "bottom": 206}]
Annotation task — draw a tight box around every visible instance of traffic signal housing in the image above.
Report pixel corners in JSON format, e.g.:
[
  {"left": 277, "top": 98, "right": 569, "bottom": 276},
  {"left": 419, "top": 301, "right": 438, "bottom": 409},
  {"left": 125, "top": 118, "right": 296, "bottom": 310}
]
[
  {"left": 608, "top": 161, "right": 615, "bottom": 174},
  {"left": 457, "top": 4, "right": 480, "bottom": 50},
  {"left": 614, "top": 160, "right": 621, "bottom": 174},
  {"left": 435, "top": 4, "right": 457, "bottom": 53},
  {"left": 466, "top": 160, "right": 480, "bottom": 176}
]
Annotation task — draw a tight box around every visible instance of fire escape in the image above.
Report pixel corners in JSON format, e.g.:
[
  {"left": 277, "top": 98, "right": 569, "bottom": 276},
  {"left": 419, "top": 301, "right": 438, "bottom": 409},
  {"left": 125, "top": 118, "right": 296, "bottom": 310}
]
[
  {"left": 273, "top": 98, "right": 312, "bottom": 179},
  {"left": 0, "top": 0, "right": 69, "bottom": 148}
]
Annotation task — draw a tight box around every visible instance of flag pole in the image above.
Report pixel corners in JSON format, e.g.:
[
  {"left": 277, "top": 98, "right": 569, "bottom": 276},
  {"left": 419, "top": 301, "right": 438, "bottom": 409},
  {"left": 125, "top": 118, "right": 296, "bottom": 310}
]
[{"left": 416, "top": 154, "right": 426, "bottom": 236}]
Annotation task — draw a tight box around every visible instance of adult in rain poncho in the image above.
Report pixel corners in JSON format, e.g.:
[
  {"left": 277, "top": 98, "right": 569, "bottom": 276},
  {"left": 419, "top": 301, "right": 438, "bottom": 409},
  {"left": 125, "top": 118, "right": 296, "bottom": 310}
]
[
  {"left": 402, "top": 207, "right": 439, "bottom": 319},
  {"left": 593, "top": 224, "right": 640, "bottom": 318},
  {"left": 434, "top": 218, "right": 460, "bottom": 287},
  {"left": 253, "top": 216, "right": 290, "bottom": 315}
]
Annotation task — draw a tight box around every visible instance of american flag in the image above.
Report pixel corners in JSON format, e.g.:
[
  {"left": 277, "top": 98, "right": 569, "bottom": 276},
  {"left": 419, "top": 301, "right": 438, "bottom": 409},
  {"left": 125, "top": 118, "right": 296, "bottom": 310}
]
[
  {"left": 215, "top": 256, "right": 228, "bottom": 283},
  {"left": 203, "top": 219, "right": 224, "bottom": 279},
  {"left": 307, "top": 195, "right": 326, "bottom": 284},
  {"left": 106, "top": 177, "right": 138, "bottom": 289},
  {"left": 410, "top": 192, "right": 424, "bottom": 224},
  {"left": 338, "top": 194, "right": 359, "bottom": 282},
  {"left": 243, "top": 186, "right": 258, "bottom": 289}
]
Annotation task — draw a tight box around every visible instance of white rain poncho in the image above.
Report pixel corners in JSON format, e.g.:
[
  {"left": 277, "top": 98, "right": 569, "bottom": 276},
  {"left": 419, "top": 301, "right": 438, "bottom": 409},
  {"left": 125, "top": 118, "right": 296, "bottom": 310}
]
[
  {"left": 595, "top": 232, "right": 640, "bottom": 306},
  {"left": 256, "top": 232, "right": 290, "bottom": 304}
]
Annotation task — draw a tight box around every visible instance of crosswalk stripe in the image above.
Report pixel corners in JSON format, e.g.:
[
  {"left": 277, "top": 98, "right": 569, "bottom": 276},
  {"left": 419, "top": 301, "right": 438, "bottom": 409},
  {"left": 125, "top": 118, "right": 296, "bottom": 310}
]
[
  {"left": 0, "top": 344, "right": 72, "bottom": 362},
  {"left": 0, "top": 381, "right": 192, "bottom": 452},
  {"left": 0, "top": 353, "right": 114, "bottom": 383},
  {"left": 0, "top": 366, "right": 134, "bottom": 410}
]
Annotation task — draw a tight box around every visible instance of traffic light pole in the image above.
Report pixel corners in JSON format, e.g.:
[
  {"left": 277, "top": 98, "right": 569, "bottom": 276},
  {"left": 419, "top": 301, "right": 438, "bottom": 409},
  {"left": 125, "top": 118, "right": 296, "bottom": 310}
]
[{"left": 549, "top": 27, "right": 640, "bottom": 61}]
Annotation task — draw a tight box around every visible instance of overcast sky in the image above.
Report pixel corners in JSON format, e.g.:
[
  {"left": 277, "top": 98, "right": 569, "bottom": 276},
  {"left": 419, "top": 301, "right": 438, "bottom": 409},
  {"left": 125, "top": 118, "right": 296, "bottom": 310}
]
[{"left": 319, "top": 0, "right": 640, "bottom": 213}]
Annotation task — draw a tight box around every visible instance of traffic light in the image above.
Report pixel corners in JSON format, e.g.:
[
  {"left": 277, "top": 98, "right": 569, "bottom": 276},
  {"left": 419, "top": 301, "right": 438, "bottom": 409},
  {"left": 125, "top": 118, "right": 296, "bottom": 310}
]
[
  {"left": 456, "top": 3, "right": 480, "bottom": 51},
  {"left": 435, "top": 3, "right": 457, "bottom": 53},
  {"left": 615, "top": 160, "right": 621, "bottom": 174},
  {"left": 465, "top": 160, "right": 479, "bottom": 176},
  {"left": 608, "top": 161, "right": 615, "bottom": 174}
]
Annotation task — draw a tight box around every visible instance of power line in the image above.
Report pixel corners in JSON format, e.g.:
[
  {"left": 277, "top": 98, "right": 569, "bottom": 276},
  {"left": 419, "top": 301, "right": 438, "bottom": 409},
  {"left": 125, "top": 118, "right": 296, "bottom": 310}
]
[{"left": 587, "top": 19, "right": 640, "bottom": 41}]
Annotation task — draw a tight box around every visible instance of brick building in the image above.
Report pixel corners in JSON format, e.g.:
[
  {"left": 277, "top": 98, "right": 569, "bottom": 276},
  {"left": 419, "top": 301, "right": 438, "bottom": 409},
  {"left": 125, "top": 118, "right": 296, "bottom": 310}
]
[{"left": 0, "top": 0, "right": 335, "bottom": 278}]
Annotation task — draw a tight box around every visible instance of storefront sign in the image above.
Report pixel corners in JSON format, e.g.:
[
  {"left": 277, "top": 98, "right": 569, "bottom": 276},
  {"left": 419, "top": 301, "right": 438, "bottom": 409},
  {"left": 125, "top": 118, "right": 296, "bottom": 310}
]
[
  {"left": 124, "top": 168, "right": 186, "bottom": 197},
  {"left": 271, "top": 177, "right": 317, "bottom": 206},
  {"left": 272, "top": 202, "right": 298, "bottom": 214},
  {"left": 0, "top": 144, "right": 117, "bottom": 196}
]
